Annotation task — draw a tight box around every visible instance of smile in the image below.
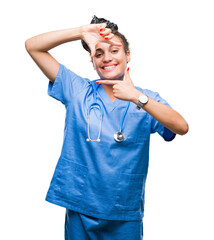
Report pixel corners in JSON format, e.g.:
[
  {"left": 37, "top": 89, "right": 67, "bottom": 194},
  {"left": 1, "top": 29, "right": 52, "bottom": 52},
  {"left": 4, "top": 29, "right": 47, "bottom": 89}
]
[{"left": 102, "top": 65, "right": 117, "bottom": 71}]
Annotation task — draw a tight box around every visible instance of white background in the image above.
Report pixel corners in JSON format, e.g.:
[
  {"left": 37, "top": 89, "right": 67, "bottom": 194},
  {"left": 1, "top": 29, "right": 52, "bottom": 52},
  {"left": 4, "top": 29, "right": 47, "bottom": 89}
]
[{"left": 1, "top": 0, "right": 213, "bottom": 239}]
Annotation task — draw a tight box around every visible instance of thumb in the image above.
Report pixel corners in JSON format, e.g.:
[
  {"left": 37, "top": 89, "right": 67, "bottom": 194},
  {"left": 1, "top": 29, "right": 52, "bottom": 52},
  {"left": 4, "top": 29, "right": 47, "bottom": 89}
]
[
  {"left": 89, "top": 44, "right": 96, "bottom": 58},
  {"left": 124, "top": 67, "right": 131, "bottom": 81},
  {"left": 124, "top": 67, "right": 135, "bottom": 87}
]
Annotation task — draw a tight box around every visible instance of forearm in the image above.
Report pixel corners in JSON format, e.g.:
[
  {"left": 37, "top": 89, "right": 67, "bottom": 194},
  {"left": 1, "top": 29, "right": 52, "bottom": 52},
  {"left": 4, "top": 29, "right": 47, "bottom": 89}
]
[
  {"left": 25, "top": 26, "right": 83, "bottom": 52},
  {"left": 131, "top": 89, "right": 189, "bottom": 135}
]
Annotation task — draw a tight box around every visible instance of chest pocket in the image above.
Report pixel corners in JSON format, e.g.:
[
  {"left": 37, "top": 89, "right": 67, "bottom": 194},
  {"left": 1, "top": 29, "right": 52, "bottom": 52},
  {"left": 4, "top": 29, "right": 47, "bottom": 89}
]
[{"left": 125, "top": 112, "right": 149, "bottom": 143}]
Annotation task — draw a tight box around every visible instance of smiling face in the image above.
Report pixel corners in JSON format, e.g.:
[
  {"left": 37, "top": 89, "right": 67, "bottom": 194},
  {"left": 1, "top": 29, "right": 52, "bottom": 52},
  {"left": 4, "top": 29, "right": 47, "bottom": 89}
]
[{"left": 92, "top": 36, "right": 130, "bottom": 80}]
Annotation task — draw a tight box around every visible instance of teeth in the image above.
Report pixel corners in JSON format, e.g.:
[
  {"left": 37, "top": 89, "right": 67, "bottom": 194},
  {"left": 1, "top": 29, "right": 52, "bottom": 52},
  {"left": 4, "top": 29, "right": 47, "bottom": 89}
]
[{"left": 103, "top": 65, "right": 116, "bottom": 70}]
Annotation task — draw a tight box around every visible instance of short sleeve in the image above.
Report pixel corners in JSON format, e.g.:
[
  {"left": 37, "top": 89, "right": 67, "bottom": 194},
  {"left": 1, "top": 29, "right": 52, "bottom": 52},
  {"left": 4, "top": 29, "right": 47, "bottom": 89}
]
[
  {"left": 48, "top": 63, "right": 90, "bottom": 105},
  {"left": 146, "top": 90, "right": 176, "bottom": 142}
]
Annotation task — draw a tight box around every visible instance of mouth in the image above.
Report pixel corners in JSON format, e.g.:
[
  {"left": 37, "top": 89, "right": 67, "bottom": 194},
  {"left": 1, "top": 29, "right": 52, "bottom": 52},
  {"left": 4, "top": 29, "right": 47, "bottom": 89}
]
[{"left": 101, "top": 64, "right": 117, "bottom": 71}]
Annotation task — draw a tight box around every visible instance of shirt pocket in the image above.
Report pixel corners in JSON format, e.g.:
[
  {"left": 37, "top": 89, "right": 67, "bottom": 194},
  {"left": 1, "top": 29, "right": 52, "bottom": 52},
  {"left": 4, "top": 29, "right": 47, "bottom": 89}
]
[
  {"left": 125, "top": 112, "right": 149, "bottom": 143},
  {"left": 115, "top": 173, "right": 145, "bottom": 211},
  {"left": 54, "top": 157, "right": 88, "bottom": 203}
]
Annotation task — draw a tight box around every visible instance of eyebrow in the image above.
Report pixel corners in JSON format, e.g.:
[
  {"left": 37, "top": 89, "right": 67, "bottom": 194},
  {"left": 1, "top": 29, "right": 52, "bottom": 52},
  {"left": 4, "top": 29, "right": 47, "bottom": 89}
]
[
  {"left": 95, "top": 48, "right": 103, "bottom": 52},
  {"left": 95, "top": 45, "right": 121, "bottom": 51}
]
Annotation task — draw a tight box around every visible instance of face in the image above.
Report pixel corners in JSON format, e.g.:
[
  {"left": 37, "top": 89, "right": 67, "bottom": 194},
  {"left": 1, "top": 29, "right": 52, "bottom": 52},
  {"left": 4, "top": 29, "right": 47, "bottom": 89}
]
[{"left": 92, "top": 36, "right": 130, "bottom": 80}]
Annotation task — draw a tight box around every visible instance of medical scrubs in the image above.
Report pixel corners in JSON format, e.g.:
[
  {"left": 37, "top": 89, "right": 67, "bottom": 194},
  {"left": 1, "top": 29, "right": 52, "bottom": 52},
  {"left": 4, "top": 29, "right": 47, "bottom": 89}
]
[
  {"left": 46, "top": 63, "right": 176, "bottom": 239},
  {"left": 65, "top": 209, "right": 143, "bottom": 240}
]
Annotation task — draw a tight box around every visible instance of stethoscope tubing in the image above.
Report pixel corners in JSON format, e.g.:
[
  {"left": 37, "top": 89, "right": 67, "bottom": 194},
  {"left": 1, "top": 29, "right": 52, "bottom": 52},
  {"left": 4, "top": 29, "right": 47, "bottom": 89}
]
[{"left": 86, "top": 83, "right": 130, "bottom": 142}]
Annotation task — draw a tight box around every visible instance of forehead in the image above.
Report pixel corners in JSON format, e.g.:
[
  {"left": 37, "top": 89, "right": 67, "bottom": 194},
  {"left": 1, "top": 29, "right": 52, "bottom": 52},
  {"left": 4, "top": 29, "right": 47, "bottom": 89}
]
[{"left": 95, "top": 36, "right": 123, "bottom": 50}]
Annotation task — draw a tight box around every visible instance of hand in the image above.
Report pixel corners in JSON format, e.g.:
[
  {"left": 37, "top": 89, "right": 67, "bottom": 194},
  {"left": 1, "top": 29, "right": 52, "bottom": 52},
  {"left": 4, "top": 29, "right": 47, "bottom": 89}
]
[
  {"left": 96, "top": 68, "right": 142, "bottom": 102},
  {"left": 81, "top": 23, "right": 122, "bottom": 58}
]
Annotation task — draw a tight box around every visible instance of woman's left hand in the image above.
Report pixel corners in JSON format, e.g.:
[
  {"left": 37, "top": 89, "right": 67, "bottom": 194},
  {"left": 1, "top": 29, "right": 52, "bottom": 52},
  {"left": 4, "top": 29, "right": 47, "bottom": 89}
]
[{"left": 96, "top": 68, "right": 141, "bottom": 102}]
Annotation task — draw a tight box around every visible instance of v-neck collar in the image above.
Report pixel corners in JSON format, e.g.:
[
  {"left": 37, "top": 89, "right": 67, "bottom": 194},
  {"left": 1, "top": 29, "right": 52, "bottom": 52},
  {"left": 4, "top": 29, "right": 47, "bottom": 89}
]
[{"left": 94, "top": 81, "right": 124, "bottom": 112}]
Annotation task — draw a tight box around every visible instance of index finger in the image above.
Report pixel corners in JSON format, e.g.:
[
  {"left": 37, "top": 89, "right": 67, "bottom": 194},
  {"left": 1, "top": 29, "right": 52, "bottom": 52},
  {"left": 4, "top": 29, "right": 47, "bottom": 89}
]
[
  {"left": 96, "top": 80, "right": 120, "bottom": 85},
  {"left": 104, "top": 34, "right": 122, "bottom": 47},
  {"left": 108, "top": 39, "right": 122, "bottom": 47},
  {"left": 97, "top": 22, "right": 107, "bottom": 31}
]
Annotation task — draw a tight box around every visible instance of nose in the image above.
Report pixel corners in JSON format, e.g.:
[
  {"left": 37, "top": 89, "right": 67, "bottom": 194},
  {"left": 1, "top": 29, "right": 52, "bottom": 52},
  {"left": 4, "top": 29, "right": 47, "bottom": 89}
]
[{"left": 103, "top": 52, "right": 112, "bottom": 63}]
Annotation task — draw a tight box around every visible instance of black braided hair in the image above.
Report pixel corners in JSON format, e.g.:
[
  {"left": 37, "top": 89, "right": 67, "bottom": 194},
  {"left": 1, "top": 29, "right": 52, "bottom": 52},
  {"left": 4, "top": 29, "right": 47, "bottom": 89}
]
[
  {"left": 90, "top": 15, "right": 118, "bottom": 31},
  {"left": 81, "top": 15, "right": 129, "bottom": 54}
]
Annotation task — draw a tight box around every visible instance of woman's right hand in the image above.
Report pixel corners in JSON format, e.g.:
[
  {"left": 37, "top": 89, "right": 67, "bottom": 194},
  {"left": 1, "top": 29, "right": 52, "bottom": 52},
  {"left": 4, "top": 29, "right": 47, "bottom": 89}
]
[
  {"left": 81, "top": 23, "right": 122, "bottom": 58},
  {"left": 25, "top": 23, "right": 122, "bottom": 83}
]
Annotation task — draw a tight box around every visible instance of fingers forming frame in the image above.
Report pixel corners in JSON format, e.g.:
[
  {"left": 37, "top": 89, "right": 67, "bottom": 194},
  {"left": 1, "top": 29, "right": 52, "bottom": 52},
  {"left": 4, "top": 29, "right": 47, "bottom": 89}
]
[{"left": 98, "top": 25, "right": 122, "bottom": 46}]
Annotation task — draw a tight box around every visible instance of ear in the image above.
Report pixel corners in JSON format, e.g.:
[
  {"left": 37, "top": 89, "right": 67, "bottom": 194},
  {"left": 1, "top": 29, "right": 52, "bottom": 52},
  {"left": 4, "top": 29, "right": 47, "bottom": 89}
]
[{"left": 126, "top": 51, "right": 131, "bottom": 63}]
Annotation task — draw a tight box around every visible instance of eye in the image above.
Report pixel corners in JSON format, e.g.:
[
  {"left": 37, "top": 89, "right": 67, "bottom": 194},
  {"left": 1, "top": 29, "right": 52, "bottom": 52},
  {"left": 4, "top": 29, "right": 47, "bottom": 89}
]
[
  {"left": 95, "top": 53, "right": 102, "bottom": 58},
  {"left": 112, "top": 49, "right": 119, "bottom": 54}
]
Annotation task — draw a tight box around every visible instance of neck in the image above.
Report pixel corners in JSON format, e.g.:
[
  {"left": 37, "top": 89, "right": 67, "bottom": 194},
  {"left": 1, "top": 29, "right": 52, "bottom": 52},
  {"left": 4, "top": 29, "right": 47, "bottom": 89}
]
[{"left": 101, "top": 84, "right": 116, "bottom": 102}]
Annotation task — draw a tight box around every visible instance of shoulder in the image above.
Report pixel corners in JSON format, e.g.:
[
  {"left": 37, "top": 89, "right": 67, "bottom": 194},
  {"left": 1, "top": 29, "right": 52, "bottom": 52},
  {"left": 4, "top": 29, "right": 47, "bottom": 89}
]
[{"left": 58, "top": 63, "right": 91, "bottom": 84}]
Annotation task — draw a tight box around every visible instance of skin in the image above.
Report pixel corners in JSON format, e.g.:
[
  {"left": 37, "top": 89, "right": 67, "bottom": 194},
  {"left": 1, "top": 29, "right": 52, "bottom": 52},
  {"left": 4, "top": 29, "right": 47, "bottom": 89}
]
[
  {"left": 93, "top": 34, "right": 189, "bottom": 135},
  {"left": 25, "top": 23, "right": 119, "bottom": 83},
  {"left": 92, "top": 35, "right": 131, "bottom": 102},
  {"left": 25, "top": 23, "right": 189, "bottom": 135}
]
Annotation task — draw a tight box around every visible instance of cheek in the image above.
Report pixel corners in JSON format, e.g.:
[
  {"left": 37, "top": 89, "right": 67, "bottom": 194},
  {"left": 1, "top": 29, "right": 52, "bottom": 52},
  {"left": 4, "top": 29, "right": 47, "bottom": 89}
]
[
  {"left": 120, "top": 58, "right": 128, "bottom": 68},
  {"left": 93, "top": 62, "right": 97, "bottom": 69},
  {"left": 117, "top": 53, "right": 128, "bottom": 64},
  {"left": 92, "top": 59, "right": 99, "bottom": 70}
]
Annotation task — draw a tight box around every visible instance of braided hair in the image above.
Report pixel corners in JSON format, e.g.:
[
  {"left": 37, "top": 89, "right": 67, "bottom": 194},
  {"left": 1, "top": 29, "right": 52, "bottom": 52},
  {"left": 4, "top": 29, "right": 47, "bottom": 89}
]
[{"left": 81, "top": 15, "right": 130, "bottom": 54}]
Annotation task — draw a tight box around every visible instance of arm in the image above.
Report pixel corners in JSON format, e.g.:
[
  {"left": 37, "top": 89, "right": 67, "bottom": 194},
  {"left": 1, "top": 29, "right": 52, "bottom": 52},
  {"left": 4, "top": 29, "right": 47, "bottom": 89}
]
[
  {"left": 97, "top": 69, "right": 189, "bottom": 136},
  {"left": 131, "top": 89, "right": 189, "bottom": 135},
  {"left": 25, "top": 24, "right": 120, "bottom": 83},
  {"left": 25, "top": 27, "right": 82, "bottom": 82}
]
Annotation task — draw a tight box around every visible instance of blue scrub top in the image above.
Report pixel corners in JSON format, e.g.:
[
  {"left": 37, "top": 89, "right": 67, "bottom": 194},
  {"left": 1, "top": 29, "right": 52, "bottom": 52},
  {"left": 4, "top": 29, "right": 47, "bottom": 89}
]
[{"left": 45, "top": 63, "right": 176, "bottom": 221}]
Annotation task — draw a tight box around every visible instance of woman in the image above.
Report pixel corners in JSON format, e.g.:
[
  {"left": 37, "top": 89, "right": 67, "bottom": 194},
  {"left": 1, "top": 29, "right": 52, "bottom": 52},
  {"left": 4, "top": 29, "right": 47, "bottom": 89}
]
[{"left": 25, "top": 16, "right": 188, "bottom": 240}]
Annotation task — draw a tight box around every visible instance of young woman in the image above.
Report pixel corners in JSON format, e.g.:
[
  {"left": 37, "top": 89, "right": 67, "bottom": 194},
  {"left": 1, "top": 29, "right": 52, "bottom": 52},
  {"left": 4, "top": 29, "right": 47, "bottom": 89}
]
[{"left": 25, "top": 16, "right": 188, "bottom": 240}]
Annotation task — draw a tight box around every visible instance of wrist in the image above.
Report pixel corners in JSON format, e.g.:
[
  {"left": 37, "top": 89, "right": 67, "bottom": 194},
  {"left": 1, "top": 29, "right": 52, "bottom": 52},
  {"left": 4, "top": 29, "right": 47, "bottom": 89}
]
[
  {"left": 80, "top": 24, "right": 93, "bottom": 40},
  {"left": 79, "top": 25, "right": 87, "bottom": 39},
  {"left": 130, "top": 89, "right": 143, "bottom": 104}
]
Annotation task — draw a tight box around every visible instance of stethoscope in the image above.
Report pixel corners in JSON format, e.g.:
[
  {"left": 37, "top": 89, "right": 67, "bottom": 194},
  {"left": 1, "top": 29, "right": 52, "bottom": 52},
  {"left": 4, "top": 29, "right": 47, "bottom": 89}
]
[{"left": 86, "top": 83, "right": 130, "bottom": 143}]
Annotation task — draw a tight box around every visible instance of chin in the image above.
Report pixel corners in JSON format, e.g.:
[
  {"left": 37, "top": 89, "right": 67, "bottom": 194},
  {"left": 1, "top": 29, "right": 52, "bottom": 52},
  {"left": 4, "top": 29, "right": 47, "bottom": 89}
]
[{"left": 101, "top": 73, "right": 124, "bottom": 80}]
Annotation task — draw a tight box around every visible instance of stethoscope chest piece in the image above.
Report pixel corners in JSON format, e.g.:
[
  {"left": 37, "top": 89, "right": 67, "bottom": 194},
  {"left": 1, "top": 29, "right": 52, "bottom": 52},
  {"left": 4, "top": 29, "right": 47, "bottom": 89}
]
[
  {"left": 114, "top": 131, "right": 125, "bottom": 142},
  {"left": 86, "top": 83, "right": 130, "bottom": 143}
]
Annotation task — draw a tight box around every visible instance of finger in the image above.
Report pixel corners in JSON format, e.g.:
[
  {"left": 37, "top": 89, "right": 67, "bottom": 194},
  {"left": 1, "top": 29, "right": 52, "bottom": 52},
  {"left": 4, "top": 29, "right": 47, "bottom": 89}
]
[
  {"left": 124, "top": 67, "right": 135, "bottom": 87},
  {"left": 107, "top": 37, "right": 123, "bottom": 47},
  {"left": 102, "top": 35, "right": 122, "bottom": 47},
  {"left": 98, "top": 23, "right": 107, "bottom": 31},
  {"left": 99, "top": 28, "right": 122, "bottom": 47},
  {"left": 96, "top": 80, "right": 120, "bottom": 85},
  {"left": 100, "top": 31, "right": 122, "bottom": 45},
  {"left": 124, "top": 67, "right": 131, "bottom": 81},
  {"left": 99, "top": 28, "right": 111, "bottom": 37},
  {"left": 94, "top": 23, "right": 107, "bottom": 32},
  {"left": 102, "top": 33, "right": 114, "bottom": 40},
  {"left": 89, "top": 44, "right": 96, "bottom": 58}
]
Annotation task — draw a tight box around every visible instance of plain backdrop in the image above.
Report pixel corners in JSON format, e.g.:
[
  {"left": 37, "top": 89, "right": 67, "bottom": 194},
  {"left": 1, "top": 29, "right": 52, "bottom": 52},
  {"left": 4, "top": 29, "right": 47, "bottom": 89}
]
[{"left": 1, "top": 0, "right": 213, "bottom": 239}]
